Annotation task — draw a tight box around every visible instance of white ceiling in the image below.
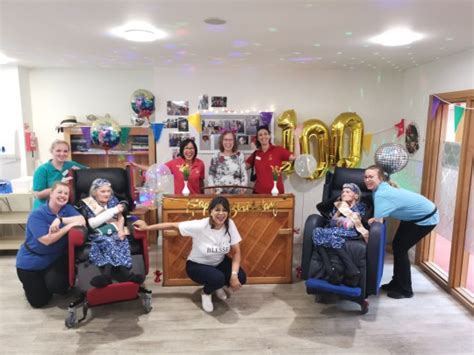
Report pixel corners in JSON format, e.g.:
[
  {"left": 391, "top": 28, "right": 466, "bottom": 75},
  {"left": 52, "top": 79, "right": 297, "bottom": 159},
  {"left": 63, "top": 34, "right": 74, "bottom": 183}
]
[{"left": 1, "top": 0, "right": 473, "bottom": 71}]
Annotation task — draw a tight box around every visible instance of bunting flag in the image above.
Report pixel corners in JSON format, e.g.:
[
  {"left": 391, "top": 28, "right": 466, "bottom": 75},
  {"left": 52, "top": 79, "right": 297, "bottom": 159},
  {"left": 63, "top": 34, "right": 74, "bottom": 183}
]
[
  {"left": 394, "top": 118, "right": 405, "bottom": 137},
  {"left": 362, "top": 133, "right": 373, "bottom": 154},
  {"left": 454, "top": 105, "right": 465, "bottom": 133},
  {"left": 260, "top": 112, "right": 273, "bottom": 126},
  {"left": 431, "top": 96, "right": 441, "bottom": 119},
  {"left": 120, "top": 127, "right": 131, "bottom": 145},
  {"left": 188, "top": 112, "right": 202, "bottom": 133},
  {"left": 150, "top": 122, "right": 164, "bottom": 142},
  {"left": 81, "top": 126, "right": 92, "bottom": 146}
]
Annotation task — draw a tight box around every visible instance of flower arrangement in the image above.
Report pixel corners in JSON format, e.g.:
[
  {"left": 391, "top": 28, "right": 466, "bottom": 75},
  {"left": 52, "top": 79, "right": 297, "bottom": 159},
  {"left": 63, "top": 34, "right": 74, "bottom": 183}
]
[
  {"left": 179, "top": 163, "right": 190, "bottom": 181},
  {"left": 270, "top": 165, "right": 282, "bottom": 181}
]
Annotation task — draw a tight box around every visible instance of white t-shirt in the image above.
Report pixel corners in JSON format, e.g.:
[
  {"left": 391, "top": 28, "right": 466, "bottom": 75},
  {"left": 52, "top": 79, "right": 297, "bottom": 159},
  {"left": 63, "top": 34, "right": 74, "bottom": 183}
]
[{"left": 178, "top": 218, "right": 242, "bottom": 266}]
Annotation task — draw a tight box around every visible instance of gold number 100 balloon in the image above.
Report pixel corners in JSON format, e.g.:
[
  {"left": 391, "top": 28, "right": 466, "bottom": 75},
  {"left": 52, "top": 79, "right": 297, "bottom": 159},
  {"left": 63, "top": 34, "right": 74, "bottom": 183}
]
[{"left": 277, "top": 110, "right": 364, "bottom": 180}]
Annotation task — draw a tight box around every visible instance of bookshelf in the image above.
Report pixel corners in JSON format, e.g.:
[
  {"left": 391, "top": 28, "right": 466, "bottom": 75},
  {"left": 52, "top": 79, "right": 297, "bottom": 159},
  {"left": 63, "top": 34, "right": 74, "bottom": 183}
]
[{"left": 63, "top": 126, "right": 156, "bottom": 170}]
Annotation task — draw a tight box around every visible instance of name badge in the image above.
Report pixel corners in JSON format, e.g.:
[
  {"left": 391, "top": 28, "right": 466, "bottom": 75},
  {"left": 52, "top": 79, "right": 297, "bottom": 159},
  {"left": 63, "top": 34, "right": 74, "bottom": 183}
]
[{"left": 256, "top": 156, "right": 261, "bottom": 160}]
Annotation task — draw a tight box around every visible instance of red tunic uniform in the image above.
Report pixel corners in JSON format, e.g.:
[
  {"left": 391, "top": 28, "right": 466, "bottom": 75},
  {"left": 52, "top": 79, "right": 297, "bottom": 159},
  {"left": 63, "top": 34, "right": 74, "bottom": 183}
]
[
  {"left": 246, "top": 144, "right": 291, "bottom": 194},
  {"left": 165, "top": 157, "right": 205, "bottom": 194}
]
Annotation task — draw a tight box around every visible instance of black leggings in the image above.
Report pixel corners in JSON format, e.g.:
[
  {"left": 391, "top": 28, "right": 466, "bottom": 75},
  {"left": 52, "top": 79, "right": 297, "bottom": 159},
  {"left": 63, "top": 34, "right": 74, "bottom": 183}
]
[
  {"left": 186, "top": 257, "right": 246, "bottom": 294},
  {"left": 16, "top": 254, "right": 69, "bottom": 308},
  {"left": 391, "top": 221, "right": 436, "bottom": 294}
]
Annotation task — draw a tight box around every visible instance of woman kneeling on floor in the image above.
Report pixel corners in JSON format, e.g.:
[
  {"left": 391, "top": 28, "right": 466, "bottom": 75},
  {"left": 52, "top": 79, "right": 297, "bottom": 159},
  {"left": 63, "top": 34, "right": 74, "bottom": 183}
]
[
  {"left": 134, "top": 196, "right": 246, "bottom": 313},
  {"left": 78, "top": 178, "right": 144, "bottom": 288}
]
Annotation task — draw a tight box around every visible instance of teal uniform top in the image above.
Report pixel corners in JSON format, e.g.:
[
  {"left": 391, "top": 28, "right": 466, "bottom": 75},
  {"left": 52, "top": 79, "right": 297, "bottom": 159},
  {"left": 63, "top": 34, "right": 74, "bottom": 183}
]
[
  {"left": 373, "top": 182, "right": 439, "bottom": 226},
  {"left": 32, "top": 160, "right": 87, "bottom": 209}
]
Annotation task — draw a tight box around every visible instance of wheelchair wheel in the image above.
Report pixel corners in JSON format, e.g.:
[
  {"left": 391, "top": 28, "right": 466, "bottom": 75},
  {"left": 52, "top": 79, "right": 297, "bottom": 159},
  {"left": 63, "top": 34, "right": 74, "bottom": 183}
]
[
  {"left": 65, "top": 310, "right": 77, "bottom": 329},
  {"left": 360, "top": 299, "right": 369, "bottom": 314},
  {"left": 142, "top": 292, "right": 152, "bottom": 313}
]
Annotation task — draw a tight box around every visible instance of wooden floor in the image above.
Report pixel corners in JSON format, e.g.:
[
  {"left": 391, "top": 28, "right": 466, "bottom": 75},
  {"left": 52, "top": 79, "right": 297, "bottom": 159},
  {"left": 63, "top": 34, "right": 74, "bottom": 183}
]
[{"left": 1, "top": 245, "right": 473, "bottom": 354}]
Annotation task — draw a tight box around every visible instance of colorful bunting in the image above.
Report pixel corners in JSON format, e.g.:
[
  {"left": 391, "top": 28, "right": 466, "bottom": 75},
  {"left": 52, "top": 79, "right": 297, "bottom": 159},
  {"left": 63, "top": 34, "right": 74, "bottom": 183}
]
[
  {"left": 151, "top": 122, "right": 164, "bottom": 142},
  {"left": 394, "top": 118, "right": 405, "bottom": 137},
  {"left": 80, "top": 126, "right": 92, "bottom": 146},
  {"left": 454, "top": 105, "right": 465, "bottom": 133},
  {"left": 431, "top": 96, "right": 441, "bottom": 119},
  {"left": 187, "top": 112, "right": 202, "bottom": 133},
  {"left": 363, "top": 133, "right": 373, "bottom": 154},
  {"left": 260, "top": 112, "right": 273, "bottom": 126},
  {"left": 120, "top": 127, "right": 131, "bottom": 145}
]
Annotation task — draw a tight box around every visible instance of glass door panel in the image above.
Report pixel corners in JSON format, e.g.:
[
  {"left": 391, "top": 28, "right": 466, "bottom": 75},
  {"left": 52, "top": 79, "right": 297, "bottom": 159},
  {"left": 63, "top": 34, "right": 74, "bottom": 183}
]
[{"left": 431, "top": 103, "right": 466, "bottom": 276}]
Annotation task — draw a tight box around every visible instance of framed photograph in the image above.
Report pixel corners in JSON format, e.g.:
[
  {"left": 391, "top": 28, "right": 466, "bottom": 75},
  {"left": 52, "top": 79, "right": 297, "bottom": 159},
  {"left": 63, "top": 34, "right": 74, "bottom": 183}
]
[
  {"left": 163, "top": 117, "right": 178, "bottom": 129},
  {"left": 211, "top": 96, "right": 227, "bottom": 108},
  {"left": 169, "top": 132, "right": 193, "bottom": 148},
  {"left": 199, "top": 114, "right": 265, "bottom": 153},
  {"left": 198, "top": 94, "right": 209, "bottom": 110},
  {"left": 171, "top": 148, "right": 180, "bottom": 159},
  {"left": 178, "top": 117, "right": 189, "bottom": 132},
  {"left": 167, "top": 100, "right": 189, "bottom": 116},
  {"left": 200, "top": 134, "right": 211, "bottom": 151}
]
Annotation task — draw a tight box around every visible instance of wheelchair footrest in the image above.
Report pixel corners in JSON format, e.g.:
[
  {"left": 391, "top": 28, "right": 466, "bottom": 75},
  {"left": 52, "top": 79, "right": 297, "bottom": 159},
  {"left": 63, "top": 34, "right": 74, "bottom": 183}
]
[
  {"left": 86, "top": 282, "right": 139, "bottom": 306},
  {"left": 305, "top": 278, "right": 362, "bottom": 298}
]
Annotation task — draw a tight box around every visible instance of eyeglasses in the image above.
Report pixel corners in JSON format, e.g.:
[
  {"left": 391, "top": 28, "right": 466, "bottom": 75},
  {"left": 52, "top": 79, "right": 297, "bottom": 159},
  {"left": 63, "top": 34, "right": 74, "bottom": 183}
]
[{"left": 212, "top": 209, "right": 228, "bottom": 213}]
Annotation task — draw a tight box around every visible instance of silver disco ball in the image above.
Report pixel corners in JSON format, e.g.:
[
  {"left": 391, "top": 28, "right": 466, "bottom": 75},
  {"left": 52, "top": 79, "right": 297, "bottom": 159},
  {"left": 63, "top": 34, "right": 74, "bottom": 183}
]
[{"left": 374, "top": 143, "right": 409, "bottom": 175}]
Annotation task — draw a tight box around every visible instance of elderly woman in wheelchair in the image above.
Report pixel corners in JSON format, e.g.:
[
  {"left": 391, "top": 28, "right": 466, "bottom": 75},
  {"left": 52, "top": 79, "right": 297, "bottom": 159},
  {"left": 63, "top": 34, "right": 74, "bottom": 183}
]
[
  {"left": 312, "top": 182, "right": 370, "bottom": 287},
  {"left": 77, "top": 178, "right": 145, "bottom": 288}
]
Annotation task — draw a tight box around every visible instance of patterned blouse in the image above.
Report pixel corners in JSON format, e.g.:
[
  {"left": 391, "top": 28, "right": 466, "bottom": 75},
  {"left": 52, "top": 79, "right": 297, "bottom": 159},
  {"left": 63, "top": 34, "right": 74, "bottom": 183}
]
[{"left": 208, "top": 152, "right": 248, "bottom": 194}]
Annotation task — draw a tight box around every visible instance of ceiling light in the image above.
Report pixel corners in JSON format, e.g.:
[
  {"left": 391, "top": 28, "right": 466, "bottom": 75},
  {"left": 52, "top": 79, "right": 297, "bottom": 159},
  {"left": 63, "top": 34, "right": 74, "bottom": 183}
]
[
  {"left": 370, "top": 28, "right": 423, "bottom": 47},
  {"left": 204, "top": 17, "right": 226, "bottom": 25},
  {"left": 0, "top": 52, "right": 15, "bottom": 65},
  {"left": 112, "top": 23, "right": 167, "bottom": 42}
]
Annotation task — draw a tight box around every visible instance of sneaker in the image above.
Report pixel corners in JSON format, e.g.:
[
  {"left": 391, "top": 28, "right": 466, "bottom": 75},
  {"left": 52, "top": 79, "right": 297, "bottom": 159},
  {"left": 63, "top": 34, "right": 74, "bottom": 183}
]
[
  {"left": 201, "top": 291, "right": 214, "bottom": 312},
  {"left": 214, "top": 288, "right": 228, "bottom": 301}
]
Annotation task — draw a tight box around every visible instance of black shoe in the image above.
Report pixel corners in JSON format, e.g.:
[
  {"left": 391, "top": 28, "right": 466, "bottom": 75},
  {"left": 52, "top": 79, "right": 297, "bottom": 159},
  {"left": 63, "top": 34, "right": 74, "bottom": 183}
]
[
  {"left": 128, "top": 273, "right": 145, "bottom": 284},
  {"left": 387, "top": 290, "right": 414, "bottom": 299},
  {"left": 90, "top": 274, "right": 112, "bottom": 288},
  {"left": 381, "top": 280, "right": 399, "bottom": 292}
]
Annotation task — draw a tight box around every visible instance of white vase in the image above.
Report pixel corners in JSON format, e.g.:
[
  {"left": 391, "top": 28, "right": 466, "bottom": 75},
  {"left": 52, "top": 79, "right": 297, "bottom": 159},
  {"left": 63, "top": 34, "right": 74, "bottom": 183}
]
[
  {"left": 271, "top": 181, "right": 279, "bottom": 196},
  {"left": 182, "top": 181, "right": 190, "bottom": 196}
]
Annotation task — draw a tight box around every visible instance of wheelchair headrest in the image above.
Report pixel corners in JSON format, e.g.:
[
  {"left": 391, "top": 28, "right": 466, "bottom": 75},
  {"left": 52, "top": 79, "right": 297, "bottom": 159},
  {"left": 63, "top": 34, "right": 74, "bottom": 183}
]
[
  {"left": 71, "top": 168, "right": 133, "bottom": 206},
  {"left": 326, "top": 167, "right": 371, "bottom": 200}
]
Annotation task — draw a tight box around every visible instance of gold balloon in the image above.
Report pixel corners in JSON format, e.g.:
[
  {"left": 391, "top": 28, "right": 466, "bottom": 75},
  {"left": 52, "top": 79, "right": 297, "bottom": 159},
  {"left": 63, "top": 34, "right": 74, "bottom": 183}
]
[
  {"left": 330, "top": 112, "right": 364, "bottom": 168},
  {"left": 277, "top": 109, "right": 297, "bottom": 173},
  {"left": 299, "top": 119, "right": 330, "bottom": 179}
]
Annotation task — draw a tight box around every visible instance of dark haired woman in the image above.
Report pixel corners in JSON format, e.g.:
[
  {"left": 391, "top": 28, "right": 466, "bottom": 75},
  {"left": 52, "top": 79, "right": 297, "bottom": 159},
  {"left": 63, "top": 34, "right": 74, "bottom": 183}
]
[
  {"left": 364, "top": 164, "right": 439, "bottom": 299},
  {"left": 134, "top": 196, "right": 246, "bottom": 312},
  {"left": 208, "top": 131, "right": 248, "bottom": 194},
  {"left": 131, "top": 138, "right": 205, "bottom": 195},
  {"left": 245, "top": 125, "right": 296, "bottom": 194}
]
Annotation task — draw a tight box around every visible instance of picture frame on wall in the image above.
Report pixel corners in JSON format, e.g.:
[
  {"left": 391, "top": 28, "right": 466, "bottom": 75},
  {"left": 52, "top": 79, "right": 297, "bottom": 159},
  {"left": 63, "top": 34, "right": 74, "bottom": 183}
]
[
  {"left": 198, "top": 114, "right": 266, "bottom": 153},
  {"left": 211, "top": 96, "right": 227, "bottom": 108},
  {"left": 163, "top": 117, "right": 178, "bottom": 128},
  {"left": 169, "top": 132, "right": 193, "bottom": 148},
  {"left": 178, "top": 117, "right": 189, "bottom": 132},
  {"left": 167, "top": 100, "right": 189, "bottom": 116}
]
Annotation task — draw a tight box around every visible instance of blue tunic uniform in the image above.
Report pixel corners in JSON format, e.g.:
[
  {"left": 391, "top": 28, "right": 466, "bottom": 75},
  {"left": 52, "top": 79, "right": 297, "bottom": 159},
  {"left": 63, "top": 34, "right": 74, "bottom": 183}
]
[{"left": 16, "top": 203, "right": 80, "bottom": 270}]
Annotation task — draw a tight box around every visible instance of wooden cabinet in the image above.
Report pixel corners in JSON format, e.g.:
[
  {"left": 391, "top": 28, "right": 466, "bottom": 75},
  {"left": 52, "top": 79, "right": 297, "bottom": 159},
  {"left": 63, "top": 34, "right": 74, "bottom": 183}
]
[
  {"left": 63, "top": 126, "right": 156, "bottom": 170},
  {"left": 161, "top": 194, "right": 295, "bottom": 286}
]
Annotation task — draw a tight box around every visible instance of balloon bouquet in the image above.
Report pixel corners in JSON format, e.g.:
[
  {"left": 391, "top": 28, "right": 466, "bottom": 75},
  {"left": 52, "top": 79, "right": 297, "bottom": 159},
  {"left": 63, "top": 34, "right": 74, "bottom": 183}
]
[
  {"left": 91, "top": 118, "right": 121, "bottom": 167},
  {"left": 137, "top": 163, "right": 173, "bottom": 207},
  {"left": 130, "top": 89, "right": 155, "bottom": 126}
]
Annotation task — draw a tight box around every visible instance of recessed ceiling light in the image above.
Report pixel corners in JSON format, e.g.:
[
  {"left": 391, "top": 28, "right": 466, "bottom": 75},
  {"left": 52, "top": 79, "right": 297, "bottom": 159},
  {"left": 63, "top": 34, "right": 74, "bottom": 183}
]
[
  {"left": 204, "top": 17, "right": 226, "bottom": 25},
  {"left": 370, "top": 28, "right": 423, "bottom": 46},
  {"left": 0, "top": 52, "right": 15, "bottom": 64},
  {"left": 111, "top": 23, "right": 167, "bottom": 42}
]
